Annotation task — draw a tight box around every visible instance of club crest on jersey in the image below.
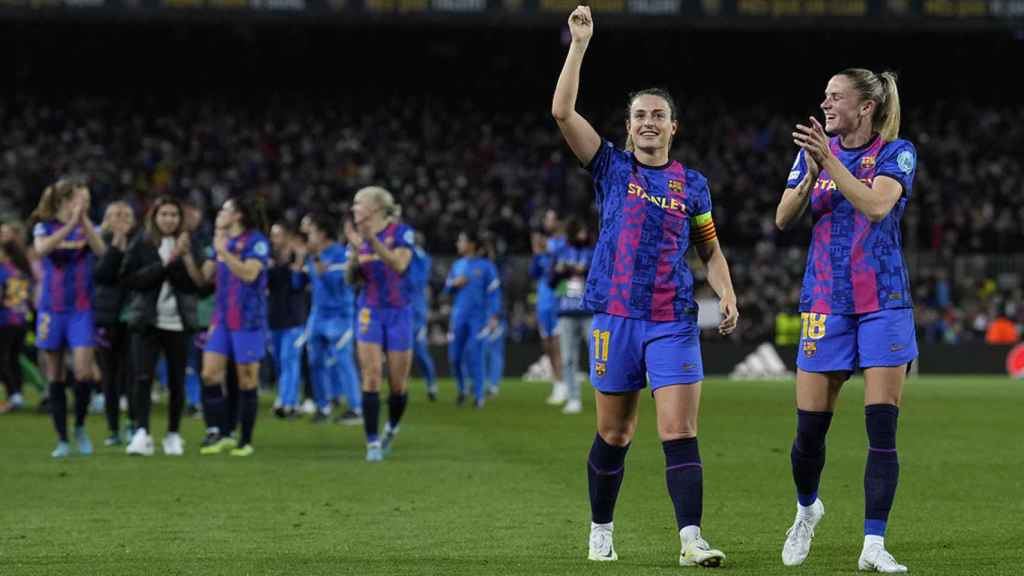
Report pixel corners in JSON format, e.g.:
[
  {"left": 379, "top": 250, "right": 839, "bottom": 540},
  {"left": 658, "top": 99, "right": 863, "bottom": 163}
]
[
  {"left": 668, "top": 180, "right": 683, "bottom": 193},
  {"left": 861, "top": 156, "right": 876, "bottom": 168},
  {"left": 595, "top": 362, "right": 606, "bottom": 377},
  {"left": 627, "top": 182, "right": 686, "bottom": 215},
  {"left": 803, "top": 341, "right": 816, "bottom": 358}
]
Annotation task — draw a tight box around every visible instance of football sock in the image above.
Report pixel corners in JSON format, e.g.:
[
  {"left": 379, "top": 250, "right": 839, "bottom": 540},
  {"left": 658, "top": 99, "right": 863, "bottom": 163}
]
[
  {"left": 663, "top": 437, "right": 702, "bottom": 530},
  {"left": 588, "top": 433, "right": 630, "bottom": 524},
  {"left": 792, "top": 409, "right": 833, "bottom": 507},
  {"left": 864, "top": 404, "right": 900, "bottom": 537}
]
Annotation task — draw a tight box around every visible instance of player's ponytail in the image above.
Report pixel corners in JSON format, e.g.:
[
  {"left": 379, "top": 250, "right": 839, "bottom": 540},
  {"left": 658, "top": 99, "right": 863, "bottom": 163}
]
[
  {"left": 30, "top": 178, "right": 77, "bottom": 224},
  {"left": 839, "top": 68, "right": 901, "bottom": 142},
  {"left": 876, "top": 71, "right": 901, "bottom": 142}
]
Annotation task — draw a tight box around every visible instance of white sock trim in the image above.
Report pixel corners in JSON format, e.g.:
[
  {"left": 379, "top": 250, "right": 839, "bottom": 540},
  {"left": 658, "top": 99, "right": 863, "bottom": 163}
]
[{"left": 864, "top": 535, "right": 885, "bottom": 548}]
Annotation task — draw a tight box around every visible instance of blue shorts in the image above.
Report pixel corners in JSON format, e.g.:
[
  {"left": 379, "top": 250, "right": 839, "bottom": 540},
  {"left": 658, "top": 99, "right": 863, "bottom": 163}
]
[
  {"left": 204, "top": 324, "right": 266, "bottom": 365},
  {"left": 796, "top": 308, "right": 918, "bottom": 373},
  {"left": 357, "top": 306, "right": 412, "bottom": 352},
  {"left": 589, "top": 313, "right": 704, "bottom": 393},
  {"left": 537, "top": 305, "right": 559, "bottom": 338},
  {"left": 36, "top": 310, "right": 94, "bottom": 351}
]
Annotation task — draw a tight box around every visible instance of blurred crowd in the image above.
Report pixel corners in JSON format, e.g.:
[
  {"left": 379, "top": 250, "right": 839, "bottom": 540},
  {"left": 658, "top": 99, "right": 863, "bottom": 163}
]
[{"left": 1, "top": 96, "right": 1022, "bottom": 345}]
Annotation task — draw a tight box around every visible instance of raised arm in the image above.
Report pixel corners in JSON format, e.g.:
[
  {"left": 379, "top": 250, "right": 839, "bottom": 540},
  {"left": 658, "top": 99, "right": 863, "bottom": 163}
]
[{"left": 551, "top": 5, "right": 601, "bottom": 166}]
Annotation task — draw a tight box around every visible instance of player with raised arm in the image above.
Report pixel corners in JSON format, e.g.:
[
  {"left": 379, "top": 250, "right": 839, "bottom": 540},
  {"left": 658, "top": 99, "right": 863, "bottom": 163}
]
[
  {"left": 776, "top": 69, "right": 917, "bottom": 574},
  {"left": 553, "top": 6, "right": 739, "bottom": 567}
]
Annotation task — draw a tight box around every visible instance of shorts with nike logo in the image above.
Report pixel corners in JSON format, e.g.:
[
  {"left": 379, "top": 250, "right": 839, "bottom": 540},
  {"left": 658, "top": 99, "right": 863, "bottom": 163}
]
[
  {"left": 796, "top": 308, "right": 917, "bottom": 373},
  {"left": 589, "top": 313, "right": 703, "bottom": 393}
]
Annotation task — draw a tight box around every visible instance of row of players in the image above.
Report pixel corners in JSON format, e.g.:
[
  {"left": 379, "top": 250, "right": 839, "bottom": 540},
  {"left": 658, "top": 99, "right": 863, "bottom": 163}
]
[{"left": 0, "top": 185, "right": 594, "bottom": 457}]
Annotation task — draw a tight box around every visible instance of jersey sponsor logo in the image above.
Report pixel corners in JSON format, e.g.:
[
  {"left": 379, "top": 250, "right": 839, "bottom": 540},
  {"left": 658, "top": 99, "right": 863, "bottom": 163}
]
[
  {"left": 861, "top": 156, "right": 876, "bottom": 168},
  {"left": 626, "top": 182, "right": 687, "bottom": 215},
  {"left": 358, "top": 254, "right": 381, "bottom": 263},
  {"left": 815, "top": 176, "right": 874, "bottom": 191},
  {"left": 897, "top": 150, "right": 915, "bottom": 174}
]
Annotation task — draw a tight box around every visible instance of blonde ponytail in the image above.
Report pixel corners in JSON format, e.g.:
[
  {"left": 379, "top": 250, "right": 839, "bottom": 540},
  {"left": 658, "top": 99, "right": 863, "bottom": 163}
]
[{"left": 877, "top": 71, "right": 901, "bottom": 142}]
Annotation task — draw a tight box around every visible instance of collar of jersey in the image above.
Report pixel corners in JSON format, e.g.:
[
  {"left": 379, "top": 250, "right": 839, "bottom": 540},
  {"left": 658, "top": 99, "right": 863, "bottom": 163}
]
[
  {"left": 631, "top": 155, "right": 674, "bottom": 171},
  {"left": 836, "top": 132, "right": 880, "bottom": 152}
]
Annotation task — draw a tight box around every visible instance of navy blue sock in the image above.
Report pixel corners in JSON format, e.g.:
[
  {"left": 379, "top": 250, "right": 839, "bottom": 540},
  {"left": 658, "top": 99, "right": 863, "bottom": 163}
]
[
  {"left": 664, "top": 437, "right": 703, "bottom": 530},
  {"left": 865, "top": 404, "right": 900, "bottom": 536},
  {"left": 49, "top": 382, "right": 68, "bottom": 442},
  {"left": 791, "top": 410, "right": 833, "bottom": 506},
  {"left": 387, "top": 393, "right": 408, "bottom": 429},
  {"left": 363, "top": 391, "right": 380, "bottom": 443},
  {"left": 587, "top": 433, "right": 630, "bottom": 524},
  {"left": 74, "top": 380, "right": 94, "bottom": 428},
  {"left": 202, "top": 385, "right": 226, "bottom": 434},
  {"left": 225, "top": 370, "right": 240, "bottom": 437},
  {"left": 239, "top": 389, "right": 258, "bottom": 446}
]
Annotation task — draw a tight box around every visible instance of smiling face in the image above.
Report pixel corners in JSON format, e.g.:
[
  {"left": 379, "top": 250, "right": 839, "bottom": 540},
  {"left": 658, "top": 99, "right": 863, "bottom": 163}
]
[
  {"left": 155, "top": 203, "right": 182, "bottom": 237},
  {"left": 821, "top": 74, "right": 875, "bottom": 136},
  {"left": 627, "top": 94, "right": 677, "bottom": 155}
]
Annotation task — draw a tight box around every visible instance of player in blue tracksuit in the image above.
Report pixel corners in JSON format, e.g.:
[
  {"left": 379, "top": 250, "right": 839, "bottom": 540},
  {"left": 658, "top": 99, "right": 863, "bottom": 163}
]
[
  {"left": 408, "top": 231, "right": 438, "bottom": 401},
  {"left": 294, "top": 212, "right": 362, "bottom": 425},
  {"left": 480, "top": 232, "right": 506, "bottom": 398},
  {"left": 444, "top": 229, "right": 500, "bottom": 408},
  {"left": 530, "top": 210, "right": 567, "bottom": 405},
  {"left": 268, "top": 222, "right": 307, "bottom": 419}
]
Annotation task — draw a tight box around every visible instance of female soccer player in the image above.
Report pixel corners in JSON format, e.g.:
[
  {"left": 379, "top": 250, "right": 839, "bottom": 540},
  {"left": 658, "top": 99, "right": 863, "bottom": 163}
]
[
  {"left": 31, "top": 178, "right": 108, "bottom": 457},
  {"left": 443, "top": 229, "right": 500, "bottom": 408},
  {"left": 776, "top": 69, "right": 917, "bottom": 573},
  {"left": 0, "top": 231, "right": 33, "bottom": 413},
  {"left": 344, "top": 186, "right": 414, "bottom": 461},
  {"left": 120, "top": 196, "right": 206, "bottom": 456},
  {"left": 408, "top": 230, "right": 438, "bottom": 401},
  {"left": 553, "top": 6, "right": 739, "bottom": 566},
  {"left": 198, "top": 197, "right": 270, "bottom": 457},
  {"left": 294, "top": 212, "right": 361, "bottom": 424}
]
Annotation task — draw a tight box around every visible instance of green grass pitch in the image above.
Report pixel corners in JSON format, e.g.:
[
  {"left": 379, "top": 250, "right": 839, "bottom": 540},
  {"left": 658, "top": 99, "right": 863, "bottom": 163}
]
[{"left": 1, "top": 376, "right": 1022, "bottom": 575}]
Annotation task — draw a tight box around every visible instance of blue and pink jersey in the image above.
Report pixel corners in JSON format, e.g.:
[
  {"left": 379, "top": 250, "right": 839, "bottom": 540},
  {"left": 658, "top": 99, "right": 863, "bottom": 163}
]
[
  {"left": 786, "top": 135, "right": 917, "bottom": 315},
  {"left": 0, "top": 262, "right": 32, "bottom": 326},
  {"left": 211, "top": 231, "right": 270, "bottom": 331},
  {"left": 356, "top": 222, "right": 415, "bottom": 309},
  {"left": 584, "top": 140, "right": 718, "bottom": 322},
  {"left": 33, "top": 220, "right": 95, "bottom": 313}
]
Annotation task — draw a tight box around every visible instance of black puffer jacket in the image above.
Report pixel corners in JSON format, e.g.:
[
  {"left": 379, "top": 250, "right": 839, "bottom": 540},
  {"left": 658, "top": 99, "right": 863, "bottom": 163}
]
[
  {"left": 119, "top": 233, "right": 209, "bottom": 332},
  {"left": 93, "top": 230, "right": 128, "bottom": 326}
]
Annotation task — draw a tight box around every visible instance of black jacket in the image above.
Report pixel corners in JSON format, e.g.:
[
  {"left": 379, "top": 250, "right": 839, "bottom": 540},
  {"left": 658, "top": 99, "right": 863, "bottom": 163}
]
[
  {"left": 120, "top": 232, "right": 208, "bottom": 332},
  {"left": 93, "top": 230, "right": 128, "bottom": 326}
]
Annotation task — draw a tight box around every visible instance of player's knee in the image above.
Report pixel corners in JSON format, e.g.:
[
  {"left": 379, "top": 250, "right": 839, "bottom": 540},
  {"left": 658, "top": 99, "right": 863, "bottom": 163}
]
[
  {"left": 598, "top": 423, "right": 635, "bottom": 447},
  {"left": 657, "top": 424, "right": 697, "bottom": 442},
  {"left": 201, "top": 366, "right": 224, "bottom": 386}
]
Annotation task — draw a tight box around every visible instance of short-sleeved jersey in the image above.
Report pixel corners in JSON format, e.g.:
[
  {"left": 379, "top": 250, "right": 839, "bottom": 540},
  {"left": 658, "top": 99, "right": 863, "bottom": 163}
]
[
  {"left": 584, "top": 140, "right": 714, "bottom": 322},
  {"left": 408, "top": 244, "right": 432, "bottom": 321},
  {"left": 0, "top": 262, "right": 32, "bottom": 326},
  {"left": 531, "top": 235, "right": 565, "bottom": 311},
  {"left": 357, "top": 222, "right": 415, "bottom": 309},
  {"left": 34, "top": 221, "right": 95, "bottom": 313},
  {"left": 786, "top": 135, "right": 917, "bottom": 314},
  {"left": 303, "top": 242, "right": 355, "bottom": 319},
  {"left": 211, "top": 231, "right": 270, "bottom": 331},
  {"left": 445, "top": 256, "right": 500, "bottom": 323}
]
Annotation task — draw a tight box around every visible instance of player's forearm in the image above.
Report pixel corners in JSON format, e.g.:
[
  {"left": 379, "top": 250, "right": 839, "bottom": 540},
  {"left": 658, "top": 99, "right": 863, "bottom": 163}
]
[
  {"left": 822, "top": 157, "right": 890, "bottom": 222},
  {"left": 220, "top": 250, "right": 259, "bottom": 283},
  {"left": 369, "top": 236, "right": 409, "bottom": 273},
  {"left": 82, "top": 219, "right": 107, "bottom": 256},
  {"left": 552, "top": 42, "right": 588, "bottom": 121},
  {"left": 775, "top": 173, "right": 816, "bottom": 230},
  {"left": 704, "top": 246, "right": 736, "bottom": 304},
  {"left": 34, "top": 221, "right": 76, "bottom": 256}
]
